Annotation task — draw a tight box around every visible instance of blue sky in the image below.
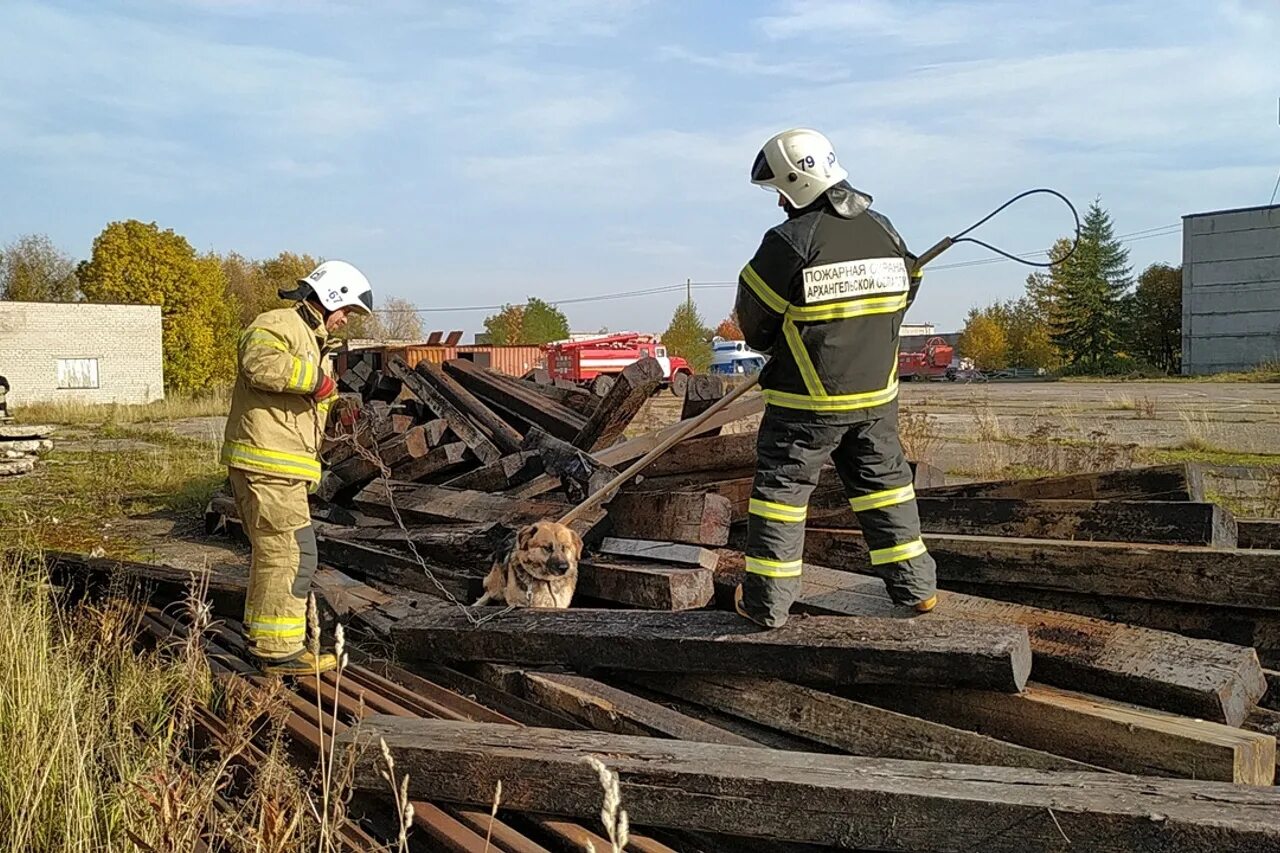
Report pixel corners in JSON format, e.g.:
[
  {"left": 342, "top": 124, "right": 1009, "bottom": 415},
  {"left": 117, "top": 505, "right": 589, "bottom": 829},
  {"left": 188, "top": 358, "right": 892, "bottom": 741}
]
[{"left": 2, "top": 1, "right": 1277, "bottom": 335}]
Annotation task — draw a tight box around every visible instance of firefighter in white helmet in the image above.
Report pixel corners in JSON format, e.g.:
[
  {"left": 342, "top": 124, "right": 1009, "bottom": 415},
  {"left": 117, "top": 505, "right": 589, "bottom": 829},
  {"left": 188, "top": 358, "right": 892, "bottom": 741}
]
[
  {"left": 221, "top": 260, "right": 373, "bottom": 674},
  {"left": 734, "top": 129, "right": 937, "bottom": 628}
]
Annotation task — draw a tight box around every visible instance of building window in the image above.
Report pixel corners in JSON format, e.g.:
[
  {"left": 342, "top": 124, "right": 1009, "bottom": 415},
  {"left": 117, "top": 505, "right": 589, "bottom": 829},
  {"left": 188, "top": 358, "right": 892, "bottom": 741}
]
[{"left": 57, "top": 358, "right": 99, "bottom": 389}]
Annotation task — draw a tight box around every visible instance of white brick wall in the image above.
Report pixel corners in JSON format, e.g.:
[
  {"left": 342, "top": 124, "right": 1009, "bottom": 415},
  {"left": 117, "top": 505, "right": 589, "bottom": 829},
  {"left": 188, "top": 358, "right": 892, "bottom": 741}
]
[{"left": 0, "top": 301, "right": 165, "bottom": 405}]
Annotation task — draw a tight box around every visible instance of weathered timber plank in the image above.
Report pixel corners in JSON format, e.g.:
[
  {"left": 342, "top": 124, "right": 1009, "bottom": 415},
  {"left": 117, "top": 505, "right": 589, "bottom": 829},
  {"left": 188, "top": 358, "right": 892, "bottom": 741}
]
[
  {"left": 315, "top": 535, "right": 479, "bottom": 601},
  {"left": 808, "top": 498, "right": 1238, "bottom": 547},
  {"left": 493, "top": 371, "right": 599, "bottom": 418},
  {"left": 939, "top": 581, "right": 1280, "bottom": 672},
  {"left": 572, "top": 357, "right": 664, "bottom": 451},
  {"left": 470, "top": 665, "right": 759, "bottom": 746},
  {"left": 1239, "top": 518, "right": 1280, "bottom": 550},
  {"left": 392, "top": 607, "right": 1032, "bottom": 692},
  {"left": 384, "top": 441, "right": 469, "bottom": 483},
  {"left": 420, "top": 418, "right": 449, "bottom": 447},
  {"left": 0, "top": 423, "right": 55, "bottom": 439},
  {"left": 345, "top": 717, "right": 1280, "bottom": 851},
  {"left": 641, "top": 432, "right": 757, "bottom": 478},
  {"left": 317, "top": 425, "right": 431, "bottom": 501},
  {"left": 607, "top": 491, "right": 732, "bottom": 546},
  {"left": 385, "top": 356, "right": 500, "bottom": 464},
  {"left": 354, "top": 482, "right": 574, "bottom": 526},
  {"left": 444, "top": 359, "right": 586, "bottom": 442},
  {"left": 415, "top": 360, "right": 523, "bottom": 454},
  {"left": 629, "top": 673, "right": 1096, "bottom": 771},
  {"left": 508, "top": 395, "right": 764, "bottom": 499},
  {"left": 312, "top": 521, "right": 508, "bottom": 574},
  {"left": 849, "top": 682, "right": 1276, "bottom": 785},
  {"left": 804, "top": 527, "right": 1280, "bottom": 611},
  {"left": 575, "top": 559, "right": 713, "bottom": 610},
  {"left": 442, "top": 451, "right": 543, "bottom": 492},
  {"left": 597, "top": 537, "right": 719, "bottom": 570},
  {"left": 919, "top": 463, "right": 1205, "bottom": 501},
  {"left": 319, "top": 404, "right": 396, "bottom": 466},
  {"left": 721, "top": 563, "right": 1265, "bottom": 726}
]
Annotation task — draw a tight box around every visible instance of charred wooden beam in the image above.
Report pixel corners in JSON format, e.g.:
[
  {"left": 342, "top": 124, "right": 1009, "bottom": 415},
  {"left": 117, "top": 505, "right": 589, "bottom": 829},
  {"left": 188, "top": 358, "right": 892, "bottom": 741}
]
[
  {"left": 443, "top": 451, "right": 544, "bottom": 492},
  {"left": 444, "top": 359, "right": 586, "bottom": 442},
  {"left": 919, "top": 463, "right": 1205, "bottom": 501},
  {"left": 807, "top": 498, "right": 1238, "bottom": 548},
  {"left": 607, "top": 491, "right": 732, "bottom": 547},
  {"left": 572, "top": 357, "right": 664, "bottom": 451},
  {"left": 596, "top": 537, "right": 719, "bottom": 570},
  {"left": 392, "top": 607, "right": 1032, "bottom": 692},
  {"left": 805, "top": 528, "right": 1280, "bottom": 612},
  {"left": 345, "top": 718, "right": 1280, "bottom": 851},
  {"left": 575, "top": 558, "right": 713, "bottom": 611},
  {"left": 1238, "top": 518, "right": 1280, "bottom": 550},
  {"left": 414, "top": 360, "right": 524, "bottom": 455},
  {"left": 385, "top": 356, "right": 500, "bottom": 464}
]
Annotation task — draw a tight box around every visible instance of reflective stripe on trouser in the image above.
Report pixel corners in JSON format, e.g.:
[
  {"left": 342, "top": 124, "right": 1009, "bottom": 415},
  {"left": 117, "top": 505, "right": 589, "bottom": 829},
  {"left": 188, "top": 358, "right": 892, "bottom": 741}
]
[
  {"left": 229, "top": 468, "right": 318, "bottom": 660},
  {"left": 741, "top": 408, "right": 937, "bottom": 626}
]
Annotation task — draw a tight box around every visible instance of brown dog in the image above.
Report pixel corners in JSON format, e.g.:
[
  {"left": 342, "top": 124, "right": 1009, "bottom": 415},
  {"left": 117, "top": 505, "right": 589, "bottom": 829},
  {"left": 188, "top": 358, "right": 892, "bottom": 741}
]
[{"left": 474, "top": 520, "right": 583, "bottom": 608}]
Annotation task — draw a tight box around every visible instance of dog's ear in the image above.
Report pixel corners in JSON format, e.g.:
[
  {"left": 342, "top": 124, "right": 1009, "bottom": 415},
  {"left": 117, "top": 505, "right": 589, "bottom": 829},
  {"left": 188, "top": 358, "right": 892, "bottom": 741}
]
[
  {"left": 516, "top": 523, "right": 536, "bottom": 550},
  {"left": 569, "top": 529, "right": 583, "bottom": 559}
]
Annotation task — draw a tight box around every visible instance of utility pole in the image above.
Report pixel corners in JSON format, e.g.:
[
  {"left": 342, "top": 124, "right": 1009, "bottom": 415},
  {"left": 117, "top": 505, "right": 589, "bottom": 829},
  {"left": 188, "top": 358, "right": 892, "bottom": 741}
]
[{"left": 686, "top": 277, "right": 692, "bottom": 306}]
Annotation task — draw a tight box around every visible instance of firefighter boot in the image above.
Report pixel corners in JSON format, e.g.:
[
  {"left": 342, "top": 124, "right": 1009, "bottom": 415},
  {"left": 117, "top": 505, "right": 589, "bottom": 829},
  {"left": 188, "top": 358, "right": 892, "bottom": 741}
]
[{"left": 259, "top": 650, "right": 338, "bottom": 676}]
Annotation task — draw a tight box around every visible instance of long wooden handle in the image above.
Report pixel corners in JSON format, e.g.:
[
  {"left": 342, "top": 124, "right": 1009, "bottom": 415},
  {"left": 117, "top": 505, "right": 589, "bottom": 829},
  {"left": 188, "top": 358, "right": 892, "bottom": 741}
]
[{"left": 558, "top": 376, "right": 760, "bottom": 525}]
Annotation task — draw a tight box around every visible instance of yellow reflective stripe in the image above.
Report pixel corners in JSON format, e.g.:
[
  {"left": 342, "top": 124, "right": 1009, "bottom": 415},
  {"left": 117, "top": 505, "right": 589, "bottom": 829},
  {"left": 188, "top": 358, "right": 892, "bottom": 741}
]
[
  {"left": 763, "top": 379, "right": 899, "bottom": 412},
  {"left": 749, "top": 498, "right": 808, "bottom": 523},
  {"left": 285, "top": 358, "right": 317, "bottom": 392},
  {"left": 246, "top": 625, "right": 306, "bottom": 640},
  {"left": 305, "top": 360, "right": 316, "bottom": 390},
  {"left": 782, "top": 318, "right": 825, "bottom": 398},
  {"left": 741, "top": 264, "right": 790, "bottom": 314},
  {"left": 869, "top": 539, "right": 928, "bottom": 566},
  {"left": 788, "top": 293, "right": 909, "bottom": 322},
  {"left": 745, "top": 556, "right": 803, "bottom": 578},
  {"left": 220, "top": 441, "right": 322, "bottom": 480},
  {"left": 241, "top": 329, "right": 290, "bottom": 354},
  {"left": 849, "top": 484, "right": 915, "bottom": 513},
  {"left": 288, "top": 358, "right": 304, "bottom": 389}
]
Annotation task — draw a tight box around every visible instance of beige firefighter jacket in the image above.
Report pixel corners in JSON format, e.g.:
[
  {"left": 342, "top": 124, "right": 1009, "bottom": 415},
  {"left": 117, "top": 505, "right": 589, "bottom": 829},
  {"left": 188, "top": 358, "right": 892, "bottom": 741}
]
[{"left": 221, "top": 304, "right": 335, "bottom": 483}]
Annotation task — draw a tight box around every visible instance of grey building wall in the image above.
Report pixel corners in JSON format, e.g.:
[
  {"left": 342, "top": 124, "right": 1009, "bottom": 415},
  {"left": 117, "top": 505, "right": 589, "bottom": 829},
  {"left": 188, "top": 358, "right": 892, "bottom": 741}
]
[
  {"left": 1182, "top": 204, "right": 1280, "bottom": 375},
  {"left": 0, "top": 301, "right": 165, "bottom": 405}
]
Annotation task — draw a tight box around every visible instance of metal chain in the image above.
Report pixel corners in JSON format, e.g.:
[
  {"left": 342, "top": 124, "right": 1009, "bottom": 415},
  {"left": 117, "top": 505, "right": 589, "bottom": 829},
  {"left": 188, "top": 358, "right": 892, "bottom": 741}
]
[{"left": 329, "top": 417, "right": 515, "bottom": 627}]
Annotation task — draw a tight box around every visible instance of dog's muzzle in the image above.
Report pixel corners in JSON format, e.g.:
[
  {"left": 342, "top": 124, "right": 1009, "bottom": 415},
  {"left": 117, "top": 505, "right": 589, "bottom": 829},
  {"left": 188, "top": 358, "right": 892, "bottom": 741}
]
[{"left": 548, "top": 557, "right": 572, "bottom": 576}]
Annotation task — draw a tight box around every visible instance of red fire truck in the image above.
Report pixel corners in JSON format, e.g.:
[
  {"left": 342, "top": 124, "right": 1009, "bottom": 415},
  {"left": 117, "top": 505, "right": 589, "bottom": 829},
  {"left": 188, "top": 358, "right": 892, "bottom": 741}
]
[
  {"left": 544, "top": 333, "right": 694, "bottom": 396},
  {"left": 899, "top": 336, "right": 957, "bottom": 381}
]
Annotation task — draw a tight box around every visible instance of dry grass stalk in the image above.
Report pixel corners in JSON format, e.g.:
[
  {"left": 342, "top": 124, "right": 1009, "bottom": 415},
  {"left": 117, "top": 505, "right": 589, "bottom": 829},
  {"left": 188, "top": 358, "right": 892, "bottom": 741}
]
[{"left": 583, "top": 756, "right": 629, "bottom": 853}]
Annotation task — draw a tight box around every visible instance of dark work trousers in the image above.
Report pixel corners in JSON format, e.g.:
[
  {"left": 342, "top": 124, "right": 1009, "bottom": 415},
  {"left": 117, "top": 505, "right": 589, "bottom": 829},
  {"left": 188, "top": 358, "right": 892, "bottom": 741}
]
[{"left": 740, "top": 404, "right": 937, "bottom": 627}]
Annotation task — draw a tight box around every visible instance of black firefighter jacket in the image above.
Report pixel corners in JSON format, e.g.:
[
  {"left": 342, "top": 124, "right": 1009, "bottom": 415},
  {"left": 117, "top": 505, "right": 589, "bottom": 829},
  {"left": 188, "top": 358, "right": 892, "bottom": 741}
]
[{"left": 735, "top": 187, "right": 922, "bottom": 417}]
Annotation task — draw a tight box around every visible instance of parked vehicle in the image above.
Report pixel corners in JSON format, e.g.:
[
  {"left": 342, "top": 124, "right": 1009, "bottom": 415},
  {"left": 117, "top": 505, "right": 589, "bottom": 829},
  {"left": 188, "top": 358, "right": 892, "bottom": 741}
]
[
  {"left": 544, "top": 332, "right": 694, "bottom": 395},
  {"left": 710, "top": 338, "right": 767, "bottom": 376}
]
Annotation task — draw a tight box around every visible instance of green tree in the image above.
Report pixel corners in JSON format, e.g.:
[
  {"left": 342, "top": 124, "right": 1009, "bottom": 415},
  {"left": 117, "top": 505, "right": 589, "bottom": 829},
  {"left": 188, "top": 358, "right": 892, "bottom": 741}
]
[
  {"left": 483, "top": 304, "right": 524, "bottom": 345},
  {"left": 1129, "top": 263, "right": 1182, "bottom": 373},
  {"left": 78, "top": 220, "right": 236, "bottom": 392},
  {"left": 662, "top": 299, "right": 713, "bottom": 371},
  {"left": 958, "top": 308, "right": 1008, "bottom": 369},
  {"left": 482, "top": 297, "right": 569, "bottom": 345},
  {"left": 0, "top": 234, "right": 80, "bottom": 301},
  {"left": 1050, "top": 200, "right": 1132, "bottom": 372},
  {"left": 520, "top": 297, "right": 570, "bottom": 344}
]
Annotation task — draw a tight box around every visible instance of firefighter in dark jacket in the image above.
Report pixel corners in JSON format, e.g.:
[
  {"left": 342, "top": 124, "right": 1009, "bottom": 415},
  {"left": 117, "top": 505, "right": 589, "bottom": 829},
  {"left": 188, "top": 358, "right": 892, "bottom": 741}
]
[{"left": 733, "top": 128, "right": 937, "bottom": 628}]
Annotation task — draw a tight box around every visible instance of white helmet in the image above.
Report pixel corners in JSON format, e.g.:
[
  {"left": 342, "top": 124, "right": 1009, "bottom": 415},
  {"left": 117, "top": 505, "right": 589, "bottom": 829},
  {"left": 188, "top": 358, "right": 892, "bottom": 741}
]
[
  {"left": 750, "top": 128, "right": 849, "bottom": 209},
  {"left": 296, "top": 260, "right": 373, "bottom": 315}
]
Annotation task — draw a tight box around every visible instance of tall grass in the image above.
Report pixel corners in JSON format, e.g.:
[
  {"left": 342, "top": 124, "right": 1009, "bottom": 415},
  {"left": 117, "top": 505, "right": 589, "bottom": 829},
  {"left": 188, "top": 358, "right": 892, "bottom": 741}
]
[
  {"left": 0, "top": 551, "right": 209, "bottom": 852},
  {"left": 14, "top": 388, "right": 231, "bottom": 427}
]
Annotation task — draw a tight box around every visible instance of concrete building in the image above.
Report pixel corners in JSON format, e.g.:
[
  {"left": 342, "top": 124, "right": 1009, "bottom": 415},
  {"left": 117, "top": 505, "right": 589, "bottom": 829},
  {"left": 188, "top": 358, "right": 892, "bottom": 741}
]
[
  {"left": 0, "top": 301, "right": 164, "bottom": 405},
  {"left": 1182, "top": 204, "right": 1280, "bottom": 375}
]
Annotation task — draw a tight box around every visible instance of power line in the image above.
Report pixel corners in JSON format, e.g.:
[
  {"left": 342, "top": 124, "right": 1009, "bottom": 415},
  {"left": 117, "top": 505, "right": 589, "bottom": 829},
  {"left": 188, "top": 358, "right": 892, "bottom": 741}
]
[{"left": 371, "top": 222, "right": 1183, "bottom": 314}]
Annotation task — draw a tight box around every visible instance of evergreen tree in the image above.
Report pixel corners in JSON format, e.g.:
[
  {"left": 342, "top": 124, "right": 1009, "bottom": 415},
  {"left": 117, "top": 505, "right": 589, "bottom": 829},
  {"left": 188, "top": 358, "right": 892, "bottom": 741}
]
[
  {"left": 1050, "top": 200, "right": 1132, "bottom": 372},
  {"left": 662, "top": 299, "right": 713, "bottom": 371}
]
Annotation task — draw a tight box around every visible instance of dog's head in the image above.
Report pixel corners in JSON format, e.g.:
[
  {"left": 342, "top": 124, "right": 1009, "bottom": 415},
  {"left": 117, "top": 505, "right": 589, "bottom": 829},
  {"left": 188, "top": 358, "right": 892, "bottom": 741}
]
[{"left": 511, "top": 520, "right": 582, "bottom": 581}]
